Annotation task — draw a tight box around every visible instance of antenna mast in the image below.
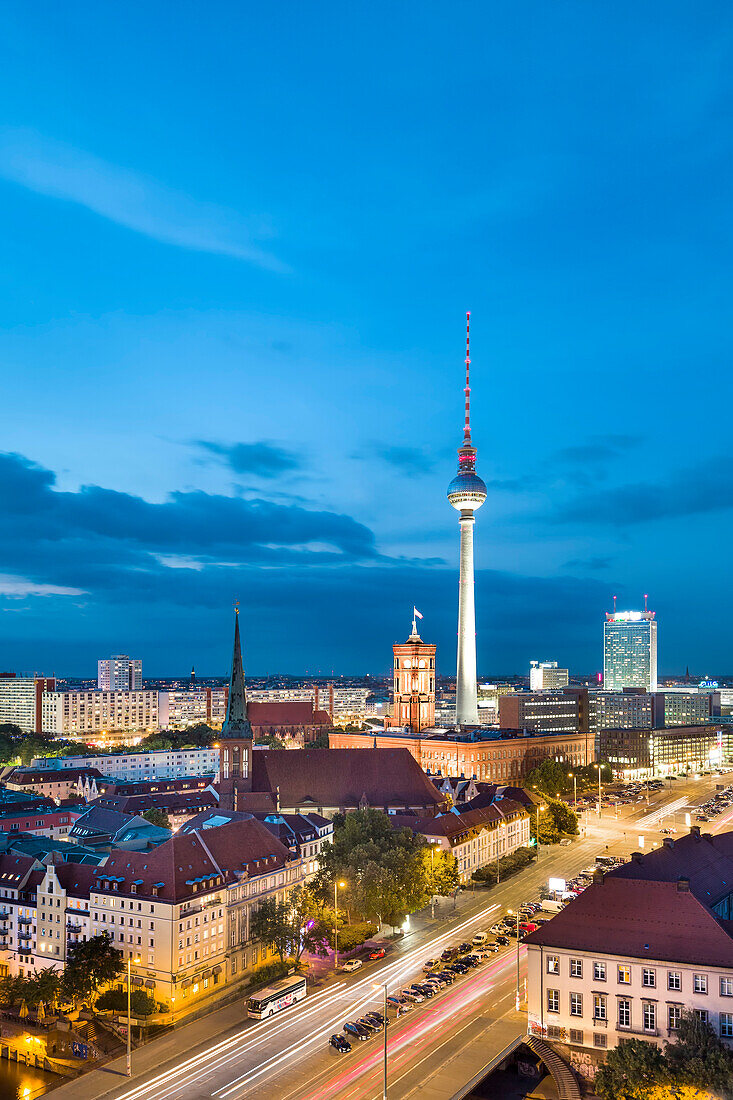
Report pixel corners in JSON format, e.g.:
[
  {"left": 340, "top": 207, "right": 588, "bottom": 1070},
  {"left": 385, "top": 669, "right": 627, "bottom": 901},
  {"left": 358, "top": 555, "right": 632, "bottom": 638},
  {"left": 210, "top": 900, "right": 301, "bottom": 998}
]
[{"left": 464, "top": 311, "right": 471, "bottom": 442}]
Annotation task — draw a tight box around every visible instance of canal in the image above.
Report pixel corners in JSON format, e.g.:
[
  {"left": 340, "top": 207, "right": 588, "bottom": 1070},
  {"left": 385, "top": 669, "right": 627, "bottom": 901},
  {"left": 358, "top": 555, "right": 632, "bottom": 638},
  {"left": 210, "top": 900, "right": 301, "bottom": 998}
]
[{"left": 0, "top": 1060, "right": 57, "bottom": 1099}]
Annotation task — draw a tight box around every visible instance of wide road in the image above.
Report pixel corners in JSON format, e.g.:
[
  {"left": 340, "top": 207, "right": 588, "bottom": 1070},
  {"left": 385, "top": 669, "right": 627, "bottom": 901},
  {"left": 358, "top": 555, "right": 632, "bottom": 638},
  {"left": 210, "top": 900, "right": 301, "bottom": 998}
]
[{"left": 56, "top": 772, "right": 732, "bottom": 1100}]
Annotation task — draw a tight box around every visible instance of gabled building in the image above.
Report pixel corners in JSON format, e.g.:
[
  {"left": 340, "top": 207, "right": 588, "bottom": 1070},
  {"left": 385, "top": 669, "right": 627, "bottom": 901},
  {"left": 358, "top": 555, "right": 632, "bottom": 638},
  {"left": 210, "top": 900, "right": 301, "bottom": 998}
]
[{"left": 180, "top": 808, "right": 332, "bottom": 879}]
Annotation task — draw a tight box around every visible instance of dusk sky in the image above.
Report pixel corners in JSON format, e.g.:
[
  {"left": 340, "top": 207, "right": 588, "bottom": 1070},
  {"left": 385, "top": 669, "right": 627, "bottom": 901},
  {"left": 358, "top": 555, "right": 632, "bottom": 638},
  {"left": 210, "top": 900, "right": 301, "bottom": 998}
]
[{"left": 1, "top": 3, "right": 732, "bottom": 678}]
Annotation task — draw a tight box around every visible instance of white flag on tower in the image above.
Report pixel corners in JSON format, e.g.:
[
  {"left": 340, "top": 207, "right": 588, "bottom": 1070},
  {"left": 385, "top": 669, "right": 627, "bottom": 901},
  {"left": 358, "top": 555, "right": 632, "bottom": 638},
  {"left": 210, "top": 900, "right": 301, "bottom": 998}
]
[{"left": 413, "top": 607, "right": 423, "bottom": 620}]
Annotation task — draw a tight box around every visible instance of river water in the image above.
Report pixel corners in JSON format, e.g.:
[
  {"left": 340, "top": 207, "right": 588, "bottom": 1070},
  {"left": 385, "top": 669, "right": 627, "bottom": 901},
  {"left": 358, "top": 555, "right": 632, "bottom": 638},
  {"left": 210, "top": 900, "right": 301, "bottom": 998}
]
[{"left": 0, "top": 1060, "right": 57, "bottom": 1099}]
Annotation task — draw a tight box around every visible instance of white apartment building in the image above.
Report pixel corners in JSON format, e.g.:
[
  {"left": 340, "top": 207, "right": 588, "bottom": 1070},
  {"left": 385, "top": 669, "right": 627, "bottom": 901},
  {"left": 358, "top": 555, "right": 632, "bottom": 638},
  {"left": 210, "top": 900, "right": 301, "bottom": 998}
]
[
  {"left": 0, "top": 676, "right": 55, "bottom": 733},
  {"left": 29, "top": 747, "right": 219, "bottom": 781},
  {"left": 158, "top": 689, "right": 227, "bottom": 730},
  {"left": 526, "top": 832, "right": 733, "bottom": 1055},
  {"left": 41, "top": 690, "right": 159, "bottom": 737},
  {"left": 248, "top": 686, "right": 370, "bottom": 723},
  {"left": 530, "top": 662, "right": 569, "bottom": 692},
  {"left": 98, "top": 656, "right": 142, "bottom": 691}
]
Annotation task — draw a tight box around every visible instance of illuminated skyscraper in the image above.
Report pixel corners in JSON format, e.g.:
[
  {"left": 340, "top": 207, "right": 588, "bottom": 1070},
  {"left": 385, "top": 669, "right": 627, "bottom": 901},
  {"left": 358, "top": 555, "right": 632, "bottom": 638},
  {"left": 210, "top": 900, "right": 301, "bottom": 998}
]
[
  {"left": 447, "top": 314, "right": 486, "bottom": 726},
  {"left": 603, "top": 597, "right": 658, "bottom": 691}
]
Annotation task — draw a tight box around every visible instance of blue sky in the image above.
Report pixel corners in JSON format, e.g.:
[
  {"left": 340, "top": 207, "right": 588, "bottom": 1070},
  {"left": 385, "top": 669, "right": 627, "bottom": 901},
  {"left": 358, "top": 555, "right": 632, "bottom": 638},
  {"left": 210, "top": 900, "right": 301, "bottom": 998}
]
[{"left": 0, "top": 2, "right": 732, "bottom": 677}]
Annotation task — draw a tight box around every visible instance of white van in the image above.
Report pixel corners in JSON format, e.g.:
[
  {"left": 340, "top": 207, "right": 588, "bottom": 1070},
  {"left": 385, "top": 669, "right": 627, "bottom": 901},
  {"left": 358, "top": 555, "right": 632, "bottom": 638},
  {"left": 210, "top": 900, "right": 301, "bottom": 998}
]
[{"left": 472, "top": 931, "right": 488, "bottom": 945}]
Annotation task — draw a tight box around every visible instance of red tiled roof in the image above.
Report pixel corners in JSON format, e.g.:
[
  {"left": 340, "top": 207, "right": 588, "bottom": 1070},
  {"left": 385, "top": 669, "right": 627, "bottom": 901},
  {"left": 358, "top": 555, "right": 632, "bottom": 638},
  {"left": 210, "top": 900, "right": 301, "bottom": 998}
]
[
  {"left": 524, "top": 877, "right": 733, "bottom": 967},
  {"left": 54, "top": 862, "right": 97, "bottom": 899},
  {"left": 91, "top": 790, "right": 218, "bottom": 815},
  {"left": 9, "top": 767, "right": 104, "bottom": 783},
  {"left": 95, "top": 817, "right": 294, "bottom": 903},
  {"left": 609, "top": 830, "right": 733, "bottom": 907},
  {"left": 251, "top": 748, "right": 445, "bottom": 812},
  {"left": 249, "top": 701, "right": 332, "bottom": 727},
  {"left": 391, "top": 798, "right": 527, "bottom": 842}
]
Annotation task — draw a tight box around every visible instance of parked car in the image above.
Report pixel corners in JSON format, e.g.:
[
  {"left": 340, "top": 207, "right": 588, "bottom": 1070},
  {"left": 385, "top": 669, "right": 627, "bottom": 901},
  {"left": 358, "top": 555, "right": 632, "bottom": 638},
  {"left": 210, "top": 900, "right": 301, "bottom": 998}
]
[
  {"left": 344, "top": 1021, "right": 371, "bottom": 1041},
  {"left": 462, "top": 954, "right": 480, "bottom": 968},
  {"left": 402, "top": 987, "right": 424, "bottom": 1003},
  {"left": 412, "top": 982, "right": 435, "bottom": 997},
  {"left": 447, "top": 962, "right": 468, "bottom": 975},
  {"left": 435, "top": 970, "right": 456, "bottom": 984},
  {"left": 483, "top": 942, "right": 500, "bottom": 953},
  {"left": 341, "top": 959, "right": 363, "bottom": 973},
  {"left": 457, "top": 942, "right": 472, "bottom": 954},
  {"left": 329, "top": 1034, "right": 352, "bottom": 1053},
  {"left": 495, "top": 935, "right": 510, "bottom": 946},
  {"left": 472, "top": 931, "right": 488, "bottom": 945},
  {"left": 364, "top": 1011, "right": 386, "bottom": 1026},
  {"left": 359, "top": 1015, "right": 383, "bottom": 1033},
  {"left": 423, "top": 958, "right": 439, "bottom": 972},
  {"left": 441, "top": 948, "right": 457, "bottom": 961},
  {"left": 369, "top": 947, "right": 386, "bottom": 960},
  {"left": 423, "top": 975, "right": 447, "bottom": 990},
  {"left": 386, "top": 995, "right": 405, "bottom": 1010}
]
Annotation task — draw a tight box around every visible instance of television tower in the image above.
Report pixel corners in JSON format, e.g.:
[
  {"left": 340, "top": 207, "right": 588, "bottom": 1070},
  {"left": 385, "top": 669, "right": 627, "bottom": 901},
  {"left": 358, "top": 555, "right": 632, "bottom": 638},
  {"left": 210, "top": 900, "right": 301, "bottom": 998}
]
[{"left": 447, "top": 313, "right": 486, "bottom": 726}]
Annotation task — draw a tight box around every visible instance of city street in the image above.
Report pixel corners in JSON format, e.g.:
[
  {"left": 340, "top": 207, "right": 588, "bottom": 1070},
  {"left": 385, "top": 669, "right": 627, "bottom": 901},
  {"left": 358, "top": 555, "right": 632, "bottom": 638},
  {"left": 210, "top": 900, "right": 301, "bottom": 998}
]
[{"left": 53, "top": 771, "right": 733, "bottom": 1100}]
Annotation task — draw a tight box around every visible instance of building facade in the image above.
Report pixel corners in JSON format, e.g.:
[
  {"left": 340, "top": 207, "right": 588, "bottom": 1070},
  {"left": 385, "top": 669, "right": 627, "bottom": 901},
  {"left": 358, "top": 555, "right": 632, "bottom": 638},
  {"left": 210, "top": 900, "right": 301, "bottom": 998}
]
[
  {"left": 0, "top": 675, "right": 56, "bottom": 733},
  {"left": 27, "top": 747, "right": 219, "bottom": 781},
  {"left": 41, "top": 690, "right": 159, "bottom": 738},
  {"left": 603, "top": 609, "right": 658, "bottom": 691},
  {"left": 499, "top": 693, "right": 579, "bottom": 734},
  {"left": 98, "top": 656, "right": 143, "bottom": 691},
  {"left": 530, "top": 662, "right": 569, "bottom": 692}
]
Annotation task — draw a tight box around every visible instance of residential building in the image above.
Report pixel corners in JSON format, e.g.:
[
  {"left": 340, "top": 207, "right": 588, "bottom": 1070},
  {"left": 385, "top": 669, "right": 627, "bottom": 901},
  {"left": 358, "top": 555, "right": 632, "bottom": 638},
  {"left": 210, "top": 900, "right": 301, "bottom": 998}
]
[
  {"left": 89, "top": 787, "right": 220, "bottom": 831},
  {"left": 499, "top": 693, "right": 579, "bottom": 734},
  {"left": 387, "top": 616, "right": 436, "bottom": 732},
  {"left": 180, "top": 808, "right": 333, "bottom": 880},
  {"left": 4, "top": 766, "right": 106, "bottom": 801},
  {"left": 588, "top": 690, "right": 712, "bottom": 735},
  {"left": 248, "top": 686, "right": 370, "bottom": 725},
  {"left": 0, "top": 806, "right": 80, "bottom": 839},
  {"left": 603, "top": 608, "right": 658, "bottom": 691},
  {"left": 392, "top": 797, "right": 530, "bottom": 883},
  {"left": 530, "top": 662, "right": 569, "bottom": 692},
  {"left": 159, "top": 689, "right": 226, "bottom": 730},
  {"left": 98, "top": 656, "right": 143, "bottom": 691},
  {"left": 41, "top": 689, "right": 159, "bottom": 738},
  {"left": 329, "top": 728, "right": 593, "bottom": 783},
  {"left": 0, "top": 675, "right": 56, "bottom": 733},
  {"left": 526, "top": 829, "right": 733, "bottom": 1053},
  {"left": 28, "top": 747, "right": 219, "bottom": 781}
]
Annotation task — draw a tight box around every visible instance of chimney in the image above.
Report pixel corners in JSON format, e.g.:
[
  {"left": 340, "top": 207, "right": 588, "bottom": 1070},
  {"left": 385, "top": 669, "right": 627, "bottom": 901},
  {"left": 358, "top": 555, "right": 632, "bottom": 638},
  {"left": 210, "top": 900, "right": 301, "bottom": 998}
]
[
  {"left": 663, "top": 837, "right": 674, "bottom": 850},
  {"left": 677, "top": 877, "right": 690, "bottom": 892},
  {"left": 690, "top": 825, "right": 701, "bottom": 840},
  {"left": 592, "top": 869, "right": 604, "bottom": 884},
  {"left": 631, "top": 851, "right": 644, "bottom": 863}
]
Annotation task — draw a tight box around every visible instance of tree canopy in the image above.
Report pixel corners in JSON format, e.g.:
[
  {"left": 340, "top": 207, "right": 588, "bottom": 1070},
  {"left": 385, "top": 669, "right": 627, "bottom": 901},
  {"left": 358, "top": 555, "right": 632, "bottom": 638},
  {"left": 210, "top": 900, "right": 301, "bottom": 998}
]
[
  {"left": 142, "top": 807, "right": 171, "bottom": 830},
  {"left": 525, "top": 758, "right": 613, "bottom": 798},
  {"left": 529, "top": 798, "right": 579, "bottom": 844},
  {"left": 62, "top": 934, "right": 123, "bottom": 1006}
]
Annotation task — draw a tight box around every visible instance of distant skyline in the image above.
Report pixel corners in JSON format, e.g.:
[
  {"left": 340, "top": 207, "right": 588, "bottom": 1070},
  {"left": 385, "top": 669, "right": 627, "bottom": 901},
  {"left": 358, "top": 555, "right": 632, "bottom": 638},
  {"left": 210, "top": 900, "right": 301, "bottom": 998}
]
[{"left": 0, "top": 3, "right": 732, "bottom": 677}]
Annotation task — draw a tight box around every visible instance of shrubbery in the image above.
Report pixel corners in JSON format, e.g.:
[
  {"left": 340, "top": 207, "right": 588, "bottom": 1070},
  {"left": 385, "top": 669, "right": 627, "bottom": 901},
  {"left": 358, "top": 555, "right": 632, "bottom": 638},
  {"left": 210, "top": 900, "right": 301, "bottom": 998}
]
[
  {"left": 248, "top": 959, "right": 293, "bottom": 987},
  {"left": 332, "top": 922, "right": 376, "bottom": 951},
  {"left": 96, "top": 989, "right": 157, "bottom": 1016},
  {"left": 471, "top": 845, "right": 535, "bottom": 885}
]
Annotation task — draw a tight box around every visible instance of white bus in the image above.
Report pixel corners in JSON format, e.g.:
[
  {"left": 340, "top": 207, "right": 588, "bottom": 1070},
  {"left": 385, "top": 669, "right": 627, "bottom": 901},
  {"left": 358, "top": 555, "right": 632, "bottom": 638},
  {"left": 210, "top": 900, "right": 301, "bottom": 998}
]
[{"left": 247, "top": 975, "right": 307, "bottom": 1020}]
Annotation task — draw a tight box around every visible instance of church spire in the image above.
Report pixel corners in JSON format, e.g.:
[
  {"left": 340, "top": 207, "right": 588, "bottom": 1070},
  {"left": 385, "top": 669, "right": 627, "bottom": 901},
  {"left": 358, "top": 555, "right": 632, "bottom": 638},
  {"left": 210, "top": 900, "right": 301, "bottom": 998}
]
[{"left": 221, "top": 605, "right": 253, "bottom": 739}]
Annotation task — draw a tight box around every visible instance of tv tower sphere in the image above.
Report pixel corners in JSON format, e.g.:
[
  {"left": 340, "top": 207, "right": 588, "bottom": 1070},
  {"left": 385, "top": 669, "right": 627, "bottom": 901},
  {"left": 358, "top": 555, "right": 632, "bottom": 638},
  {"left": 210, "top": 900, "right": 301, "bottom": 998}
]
[{"left": 447, "top": 312, "right": 485, "bottom": 727}]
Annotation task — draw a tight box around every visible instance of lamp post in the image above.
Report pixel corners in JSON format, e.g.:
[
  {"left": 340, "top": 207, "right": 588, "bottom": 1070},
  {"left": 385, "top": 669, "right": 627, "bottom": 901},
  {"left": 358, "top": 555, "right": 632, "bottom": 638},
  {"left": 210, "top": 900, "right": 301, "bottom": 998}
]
[
  {"left": 429, "top": 841, "right": 438, "bottom": 919},
  {"left": 596, "top": 765, "right": 602, "bottom": 816},
  {"left": 536, "top": 804, "right": 545, "bottom": 858},
  {"left": 568, "top": 772, "right": 577, "bottom": 809},
  {"left": 496, "top": 823, "right": 505, "bottom": 883},
  {"left": 334, "top": 880, "right": 346, "bottom": 970},
  {"left": 126, "top": 954, "right": 141, "bottom": 1077},
  {"left": 507, "top": 909, "right": 521, "bottom": 1010}
]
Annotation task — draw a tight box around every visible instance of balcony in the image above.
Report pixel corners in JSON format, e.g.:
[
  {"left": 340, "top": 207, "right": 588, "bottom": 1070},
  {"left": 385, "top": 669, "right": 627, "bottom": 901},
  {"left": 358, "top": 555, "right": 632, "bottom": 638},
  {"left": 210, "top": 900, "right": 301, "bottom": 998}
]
[
  {"left": 18, "top": 930, "right": 32, "bottom": 940},
  {"left": 18, "top": 916, "right": 32, "bottom": 926},
  {"left": 66, "top": 922, "right": 82, "bottom": 933},
  {"left": 0, "top": 912, "right": 10, "bottom": 921}
]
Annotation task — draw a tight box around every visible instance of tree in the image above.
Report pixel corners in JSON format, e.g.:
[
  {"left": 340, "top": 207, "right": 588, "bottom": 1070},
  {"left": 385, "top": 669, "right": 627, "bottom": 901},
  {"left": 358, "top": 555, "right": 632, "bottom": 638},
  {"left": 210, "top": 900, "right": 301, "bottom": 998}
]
[
  {"left": 422, "top": 847, "right": 460, "bottom": 898},
  {"left": 305, "top": 732, "right": 331, "bottom": 749},
  {"left": 62, "top": 935, "right": 123, "bottom": 1007},
  {"left": 525, "top": 759, "right": 567, "bottom": 797},
  {"left": 530, "top": 799, "right": 578, "bottom": 845},
  {"left": 255, "top": 734, "right": 287, "bottom": 750},
  {"left": 664, "top": 1010, "right": 733, "bottom": 1094},
  {"left": 250, "top": 898, "right": 294, "bottom": 963},
  {"left": 22, "top": 967, "right": 61, "bottom": 1008},
  {"left": 96, "top": 988, "right": 157, "bottom": 1016},
  {"left": 142, "top": 808, "right": 171, "bottom": 829},
  {"left": 595, "top": 1037, "right": 669, "bottom": 1100}
]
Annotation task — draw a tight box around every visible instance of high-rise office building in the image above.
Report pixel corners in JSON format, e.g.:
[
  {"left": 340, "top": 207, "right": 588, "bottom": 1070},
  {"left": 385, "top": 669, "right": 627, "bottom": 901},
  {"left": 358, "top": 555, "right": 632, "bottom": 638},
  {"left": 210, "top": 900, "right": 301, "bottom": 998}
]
[
  {"left": 98, "top": 655, "right": 142, "bottom": 691},
  {"left": 529, "top": 661, "right": 569, "bottom": 692},
  {"left": 447, "top": 314, "right": 486, "bottom": 726},
  {"left": 603, "top": 603, "right": 658, "bottom": 691}
]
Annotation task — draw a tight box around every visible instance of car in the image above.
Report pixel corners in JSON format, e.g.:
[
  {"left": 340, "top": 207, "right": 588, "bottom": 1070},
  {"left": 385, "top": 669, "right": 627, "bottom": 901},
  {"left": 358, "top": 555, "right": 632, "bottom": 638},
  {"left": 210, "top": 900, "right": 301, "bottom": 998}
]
[
  {"left": 423, "top": 975, "right": 446, "bottom": 989},
  {"left": 369, "top": 947, "right": 386, "bottom": 960},
  {"left": 435, "top": 970, "right": 456, "bottom": 984},
  {"left": 359, "top": 1015, "right": 383, "bottom": 1033},
  {"left": 364, "top": 1011, "right": 386, "bottom": 1027},
  {"left": 412, "top": 982, "right": 435, "bottom": 997},
  {"left": 329, "top": 1033, "right": 352, "bottom": 1053},
  {"left": 490, "top": 923, "right": 504, "bottom": 934},
  {"left": 341, "top": 959, "right": 363, "bottom": 973},
  {"left": 472, "top": 931, "right": 488, "bottom": 945},
  {"left": 423, "top": 958, "right": 439, "bottom": 972},
  {"left": 447, "top": 963, "right": 468, "bottom": 975},
  {"left": 386, "top": 995, "right": 409, "bottom": 1010},
  {"left": 441, "top": 948, "right": 457, "bottom": 961},
  {"left": 462, "top": 954, "right": 480, "bottom": 968},
  {"left": 402, "top": 988, "right": 424, "bottom": 1002},
  {"left": 344, "top": 1021, "right": 371, "bottom": 1041},
  {"left": 457, "top": 942, "right": 472, "bottom": 953},
  {"left": 482, "top": 943, "right": 500, "bottom": 954},
  {"left": 495, "top": 935, "right": 510, "bottom": 946}
]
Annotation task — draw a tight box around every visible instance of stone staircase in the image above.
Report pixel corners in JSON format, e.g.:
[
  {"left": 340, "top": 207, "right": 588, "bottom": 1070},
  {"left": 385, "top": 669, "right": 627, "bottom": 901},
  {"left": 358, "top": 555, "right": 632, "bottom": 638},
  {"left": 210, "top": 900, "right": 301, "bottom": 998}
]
[{"left": 525, "top": 1036, "right": 582, "bottom": 1100}]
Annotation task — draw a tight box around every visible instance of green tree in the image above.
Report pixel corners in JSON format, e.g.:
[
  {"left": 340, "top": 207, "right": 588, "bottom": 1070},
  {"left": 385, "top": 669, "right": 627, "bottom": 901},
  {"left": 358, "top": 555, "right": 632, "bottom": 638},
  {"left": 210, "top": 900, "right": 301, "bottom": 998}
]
[
  {"left": 62, "top": 935, "right": 123, "bottom": 1007},
  {"left": 17, "top": 734, "right": 56, "bottom": 766},
  {"left": 250, "top": 898, "right": 294, "bottom": 963},
  {"left": 525, "top": 759, "right": 567, "bottom": 797},
  {"left": 530, "top": 799, "right": 578, "bottom": 845},
  {"left": 22, "top": 967, "right": 61, "bottom": 1008},
  {"left": 142, "top": 808, "right": 171, "bottom": 829},
  {"left": 0, "top": 974, "right": 25, "bottom": 1006},
  {"left": 664, "top": 1010, "right": 733, "bottom": 1094},
  {"left": 255, "top": 734, "right": 287, "bottom": 750},
  {"left": 96, "top": 988, "right": 157, "bottom": 1016},
  {"left": 595, "top": 1037, "right": 669, "bottom": 1100},
  {"left": 422, "top": 847, "right": 459, "bottom": 898},
  {"left": 305, "top": 732, "right": 331, "bottom": 749}
]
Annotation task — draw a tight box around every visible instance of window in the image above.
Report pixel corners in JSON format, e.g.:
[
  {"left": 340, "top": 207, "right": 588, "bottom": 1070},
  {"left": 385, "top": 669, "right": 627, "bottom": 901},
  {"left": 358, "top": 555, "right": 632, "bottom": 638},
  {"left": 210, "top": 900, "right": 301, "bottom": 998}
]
[
  {"left": 618, "top": 999, "right": 631, "bottom": 1029},
  {"left": 569, "top": 1028, "right": 584, "bottom": 1045},
  {"left": 721, "top": 1013, "right": 733, "bottom": 1038},
  {"left": 618, "top": 964, "right": 631, "bottom": 985},
  {"left": 594, "top": 961, "right": 606, "bottom": 982},
  {"left": 668, "top": 1006, "right": 681, "bottom": 1031},
  {"left": 695, "top": 1009, "right": 709, "bottom": 1024},
  {"left": 594, "top": 1033, "right": 607, "bottom": 1048},
  {"left": 642, "top": 968, "right": 656, "bottom": 988},
  {"left": 570, "top": 958, "right": 583, "bottom": 979},
  {"left": 570, "top": 992, "right": 583, "bottom": 1017},
  {"left": 721, "top": 978, "right": 733, "bottom": 998},
  {"left": 593, "top": 994, "right": 607, "bottom": 1021},
  {"left": 547, "top": 955, "right": 559, "bottom": 974},
  {"left": 643, "top": 1003, "right": 657, "bottom": 1032},
  {"left": 668, "top": 971, "right": 681, "bottom": 991},
  {"left": 547, "top": 989, "right": 560, "bottom": 1014},
  {"left": 694, "top": 974, "right": 708, "bottom": 994}
]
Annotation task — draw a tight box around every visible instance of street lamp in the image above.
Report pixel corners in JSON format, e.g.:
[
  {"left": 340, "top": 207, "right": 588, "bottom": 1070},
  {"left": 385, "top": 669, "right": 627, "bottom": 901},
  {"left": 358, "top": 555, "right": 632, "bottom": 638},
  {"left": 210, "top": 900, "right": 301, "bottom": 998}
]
[
  {"left": 496, "top": 822, "right": 506, "bottom": 883},
  {"left": 536, "top": 804, "right": 545, "bottom": 858},
  {"left": 507, "top": 909, "right": 521, "bottom": 1010},
  {"left": 568, "top": 772, "right": 577, "bottom": 809},
  {"left": 428, "top": 840, "right": 438, "bottom": 919},
  {"left": 596, "top": 764, "right": 603, "bottom": 816},
  {"left": 334, "top": 880, "right": 346, "bottom": 970},
  {"left": 126, "top": 954, "right": 141, "bottom": 1077}
]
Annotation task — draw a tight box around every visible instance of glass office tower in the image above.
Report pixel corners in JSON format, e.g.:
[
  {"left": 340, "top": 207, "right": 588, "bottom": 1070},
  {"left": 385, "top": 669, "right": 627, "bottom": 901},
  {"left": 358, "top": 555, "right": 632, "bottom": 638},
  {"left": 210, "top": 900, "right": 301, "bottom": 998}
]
[{"left": 603, "top": 610, "right": 658, "bottom": 691}]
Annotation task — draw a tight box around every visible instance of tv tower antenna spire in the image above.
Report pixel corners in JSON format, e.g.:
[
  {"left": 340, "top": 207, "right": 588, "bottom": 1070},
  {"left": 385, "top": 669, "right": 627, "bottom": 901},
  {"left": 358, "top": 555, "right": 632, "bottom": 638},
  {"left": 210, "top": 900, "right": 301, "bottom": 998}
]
[{"left": 464, "top": 311, "right": 471, "bottom": 443}]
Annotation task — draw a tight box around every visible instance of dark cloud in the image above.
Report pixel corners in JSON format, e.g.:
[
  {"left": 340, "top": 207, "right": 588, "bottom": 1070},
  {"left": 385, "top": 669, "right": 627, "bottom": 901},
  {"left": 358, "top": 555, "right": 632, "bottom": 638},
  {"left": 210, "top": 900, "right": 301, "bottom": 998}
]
[
  {"left": 552, "top": 435, "right": 640, "bottom": 469},
  {"left": 196, "top": 440, "right": 302, "bottom": 478},
  {"left": 562, "top": 557, "right": 613, "bottom": 572},
  {"left": 550, "top": 456, "right": 733, "bottom": 526}
]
